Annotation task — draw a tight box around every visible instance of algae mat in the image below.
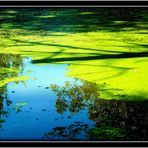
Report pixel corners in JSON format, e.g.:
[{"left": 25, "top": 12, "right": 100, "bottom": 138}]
[{"left": 0, "top": 8, "right": 148, "bottom": 100}]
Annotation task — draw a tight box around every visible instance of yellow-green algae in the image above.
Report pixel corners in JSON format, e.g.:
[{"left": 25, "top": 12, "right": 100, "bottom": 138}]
[
  {"left": 0, "top": 8, "right": 147, "bottom": 100},
  {"left": 0, "top": 76, "right": 29, "bottom": 87}
]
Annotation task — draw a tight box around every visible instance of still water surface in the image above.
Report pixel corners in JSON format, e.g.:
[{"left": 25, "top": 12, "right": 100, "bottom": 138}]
[
  {"left": 0, "top": 57, "right": 94, "bottom": 140},
  {"left": 0, "top": 55, "right": 148, "bottom": 140}
]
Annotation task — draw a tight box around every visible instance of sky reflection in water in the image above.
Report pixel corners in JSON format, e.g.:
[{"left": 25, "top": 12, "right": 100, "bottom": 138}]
[
  {"left": 0, "top": 56, "right": 148, "bottom": 141},
  {"left": 0, "top": 57, "right": 94, "bottom": 140}
]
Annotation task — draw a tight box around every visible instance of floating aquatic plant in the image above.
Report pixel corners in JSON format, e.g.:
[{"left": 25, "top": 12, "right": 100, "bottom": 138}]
[{"left": 12, "top": 102, "right": 28, "bottom": 112}]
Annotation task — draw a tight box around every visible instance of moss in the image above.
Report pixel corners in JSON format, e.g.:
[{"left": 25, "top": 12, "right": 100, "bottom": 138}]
[{"left": 0, "top": 76, "right": 29, "bottom": 87}]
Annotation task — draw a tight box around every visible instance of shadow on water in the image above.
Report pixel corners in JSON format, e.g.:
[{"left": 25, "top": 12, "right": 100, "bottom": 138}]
[
  {"left": 6, "top": 39, "right": 147, "bottom": 64},
  {"left": 44, "top": 80, "right": 148, "bottom": 140},
  {"left": 0, "top": 54, "right": 148, "bottom": 140},
  {"left": 0, "top": 7, "right": 148, "bottom": 140},
  {"left": 31, "top": 51, "right": 148, "bottom": 64},
  {"left": 0, "top": 8, "right": 147, "bottom": 34}
]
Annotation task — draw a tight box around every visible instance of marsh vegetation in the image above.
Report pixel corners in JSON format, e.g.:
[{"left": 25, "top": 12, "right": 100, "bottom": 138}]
[{"left": 0, "top": 8, "right": 148, "bottom": 140}]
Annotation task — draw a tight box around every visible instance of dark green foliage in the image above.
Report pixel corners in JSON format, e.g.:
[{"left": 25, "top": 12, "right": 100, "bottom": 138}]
[
  {"left": 50, "top": 80, "right": 148, "bottom": 140},
  {"left": 88, "top": 126, "right": 126, "bottom": 140},
  {"left": 0, "top": 8, "right": 147, "bottom": 34},
  {"left": 44, "top": 121, "right": 89, "bottom": 140}
]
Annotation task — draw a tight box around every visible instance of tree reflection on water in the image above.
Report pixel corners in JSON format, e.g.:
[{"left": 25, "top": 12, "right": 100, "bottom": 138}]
[
  {"left": 0, "top": 54, "right": 24, "bottom": 82},
  {"left": 49, "top": 80, "right": 148, "bottom": 140},
  {"left": 0, "top": 54, "right": 23, "bottom": 68},
  {"left": 0, "top": 87, "right": 9, "bottom": 128},
  {"left": 51, "top": 80, "right": 99, "bottom": 114},
  {"left": 0, "top": 54, "right": 24, "bottom": 128}
]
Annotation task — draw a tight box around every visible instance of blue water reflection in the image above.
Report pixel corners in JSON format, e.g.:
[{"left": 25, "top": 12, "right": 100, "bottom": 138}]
[
  {"left": 0, "top": 57, "right": 94, "bottom": 140},
  {"left": 0, "top": 56, "right": 148, "bottom": 141}
]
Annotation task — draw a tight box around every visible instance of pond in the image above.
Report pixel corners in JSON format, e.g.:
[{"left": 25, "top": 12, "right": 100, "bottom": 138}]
[{"left": 0, "top": 54, "right": 148, "bottom": 141}]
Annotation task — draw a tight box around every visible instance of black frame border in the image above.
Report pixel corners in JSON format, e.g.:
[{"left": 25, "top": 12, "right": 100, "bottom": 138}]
[
  {"left": 0, "top": 0, "right": 148, "bottom": 147},
  {"left": 0, "top": 1, "right": 147, "bottom": 6}
]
